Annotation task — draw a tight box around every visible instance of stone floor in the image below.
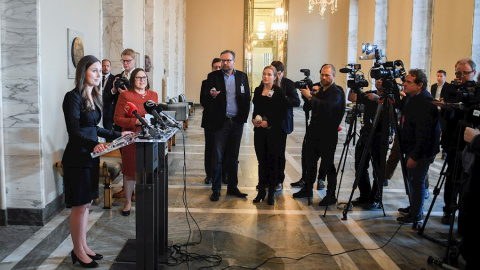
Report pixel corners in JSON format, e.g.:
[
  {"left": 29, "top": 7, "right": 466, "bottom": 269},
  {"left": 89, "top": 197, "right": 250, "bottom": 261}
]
[{"left": 0, "top": 106, "right": 464, "bottom": 270}]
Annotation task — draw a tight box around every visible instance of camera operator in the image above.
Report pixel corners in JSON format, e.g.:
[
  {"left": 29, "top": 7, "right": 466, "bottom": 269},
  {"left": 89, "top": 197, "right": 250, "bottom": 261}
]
[
  {"left": 432, "top": 58, "right": 477, "bottom": 225},
  {"left": 460, "top": 125, "right": 480, "bottom": 269},
  {"left": 397, "top": 69, "right": 440, "bottom": 225},
  {"left": 293, "top": 64, "right": 346, "bottom": 206},
  {"left": 348, "top": 78, "right": 385, "bottom": 209}
]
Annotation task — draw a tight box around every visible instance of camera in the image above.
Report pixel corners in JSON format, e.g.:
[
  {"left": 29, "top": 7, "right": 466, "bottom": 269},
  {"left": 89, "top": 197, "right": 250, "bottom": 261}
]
[
  {"left": 370, "top": 60, "right": 406, "bottom": 82},
  {"left": 294, "top": 69, "right": 314, "bottom": 90},
  {"left": 340, "top": 64, "right": 368, "bottom": 93},
  {"left": 114, "top": 77, "right": 130, "bottom": 90},
  {"left": 444, "top": 80, "right": 480, "bottom": 106}
]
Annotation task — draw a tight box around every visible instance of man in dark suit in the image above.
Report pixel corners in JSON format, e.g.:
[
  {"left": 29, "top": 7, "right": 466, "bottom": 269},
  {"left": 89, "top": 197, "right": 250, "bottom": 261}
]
[
  {"left": 270, "top": 61, "right": 300, "bottom": 192},
  {"left": 203, "top": 50, "right": 251, "bottom": 201},
  {"left": 101, "top": 59, "right": 117, "bottom": 138},
  {"left": 430, "top": 70, "right": 449, "bottom": 159},
  {"left": 200, "top": 58, "right": 222, "bottom": 184}
]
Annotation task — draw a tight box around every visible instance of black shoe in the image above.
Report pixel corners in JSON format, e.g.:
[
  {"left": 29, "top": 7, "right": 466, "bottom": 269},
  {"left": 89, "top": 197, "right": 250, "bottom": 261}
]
[
  {"left": 383, "top": 179, "right": 389, "bottom": 187},
  {"left": 227, "top": 188, "right": 247, "bottom": 198},
  {"left": 71, "top": 251, "right": 99, "bottom": 268},
  {"left": 398, "top": 206, "right": 410, "bottom": 215},
  {"left": 204, "top": 177, "right": 212, "bottom": 184},
  {"left": 441, "top": 213, "right": 453, "bottom": 225},
  {"left": 292, "top": 187, "right": 313, "bottom": 198},
  {"left": 222, "top": 175, "right": 228, "bottom": 184},
  {"left": 317, "top": 179, "right": 325, "bottom": 190},
  {"left": 87, "top": 253, "right": 103, "bottom": 260},
  {"left": 210, "top": 191, "right": 220, "bottom": 201},
  {"left": 267, "top": 191, "right": 275, "bottom": 205},
  {"left": 397, "top": 214, "right": 423, "bottom": 225},
  {"left": 275, "top": 183, "right": 283, "bottom": 192},
  {"left": 351, "top": 197, "right": 369, "bottom": 207},
  {"left": 291, "top": 179, "right": 305, "bottom": 187},
  {"left": 121, "top": 205, "right": 131, "bottom": 216},
  {"left": 362, "top": 202, "right": 380, "bottom": 210},
  {"left": 253, "top": 189, "right": 266, "bottom": 203},
  {"left": 319, "top": 193, "right": 337, "bottom": 206}
]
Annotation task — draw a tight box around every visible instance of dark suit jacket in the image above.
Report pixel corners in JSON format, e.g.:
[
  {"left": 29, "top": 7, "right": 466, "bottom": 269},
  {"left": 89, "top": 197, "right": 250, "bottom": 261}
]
[
  {"left": 279, "top": 77, "right": 300, "bottom": 134},
  {"left": 200, "top": 79, "right": 210, "bottom": 129},
  {"left": 203, "top": 69, "right": 251, "bottom": 131},
  {"left": 430, "top": 82, "right": 449, "bottom": 99},
  {"left": 102, "top": 73, "right": 121, "bottom": 129},
  {"left": 62, "top": 90, "right": 120, "bottom": 167}
]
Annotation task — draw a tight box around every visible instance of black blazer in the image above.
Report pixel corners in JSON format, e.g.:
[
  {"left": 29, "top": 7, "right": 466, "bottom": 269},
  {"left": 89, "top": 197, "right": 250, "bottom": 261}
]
[
  {"left": 430, "top": 82, "right": 449, "bottom": 99},
  {"left": 102, "top": 73, "right": 120, "bottom": 128},
  {"left": 62, "top": 90, "right": 120, "bottom": 167},
  {"left": 252, "top": 84, "right": 287, "bottom": 130},
  {"left": 200, "top": 79, "right": 210, "bottom": 129},
  {"left": 203, "top": 69, "right": 251, "bottom": 131}
]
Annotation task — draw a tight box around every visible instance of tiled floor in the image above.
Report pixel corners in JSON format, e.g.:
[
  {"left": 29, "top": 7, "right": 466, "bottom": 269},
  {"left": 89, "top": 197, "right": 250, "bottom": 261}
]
[{"left": 0, "top": 106, "right": 463, "bottom": 269}]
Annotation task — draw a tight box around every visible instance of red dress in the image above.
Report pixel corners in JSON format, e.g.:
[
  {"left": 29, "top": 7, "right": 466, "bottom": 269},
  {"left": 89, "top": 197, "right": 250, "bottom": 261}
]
[{"left": 114, "top": 90, "right": 159, "bottom": 178}]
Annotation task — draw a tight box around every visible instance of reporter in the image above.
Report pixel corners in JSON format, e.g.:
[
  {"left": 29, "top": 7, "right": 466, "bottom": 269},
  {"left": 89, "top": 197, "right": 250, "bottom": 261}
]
[
  {"left": 114, "top": 68, "right": 158, "bottom": 216},
  {"left": 62, "top": 55, "right": 132, "bottom": 267}
]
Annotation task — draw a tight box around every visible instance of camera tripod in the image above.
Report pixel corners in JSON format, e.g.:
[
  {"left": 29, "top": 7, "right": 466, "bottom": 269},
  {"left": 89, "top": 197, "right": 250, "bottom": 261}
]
[
  {"left": 418, "top": 119, "right": 470, "bottom": 266},
  {"left": 341, "top": 92, "right": 411, "bottom": 221}
]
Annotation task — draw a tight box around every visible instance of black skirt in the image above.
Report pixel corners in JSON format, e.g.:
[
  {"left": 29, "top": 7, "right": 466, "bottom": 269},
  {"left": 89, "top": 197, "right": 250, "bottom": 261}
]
[{"left": 63, "top": 162, "right": 100, "bottom": 206}]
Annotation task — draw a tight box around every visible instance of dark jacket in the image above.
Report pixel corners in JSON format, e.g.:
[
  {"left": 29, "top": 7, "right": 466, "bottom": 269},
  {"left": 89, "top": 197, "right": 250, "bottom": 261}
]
[
  {"left": 430, "top": 82, "right": 449, "bottom": 99},
  {"left": 252, "top": 84, "right": 287, "bottom": 131},
  {"left": 102, "top": 72, "right": 121, "bottom": 129},
  {"left": 200, "top": 79, "right": 210, "bottom": 129},
  {"left": 400, "top": 89, "right": 440, "bottom": 160},
  {"left": 203, "top": 69, "right": 251, "bottom": 131},
  {"left": 63, "top": 90, "right": 120, "bottom": 167},
  {"left": 308, "top": 83, "right": 345, "bottom": 137},
  {"left": 279, "top": 77, "right": 300, "bottom": 134}
]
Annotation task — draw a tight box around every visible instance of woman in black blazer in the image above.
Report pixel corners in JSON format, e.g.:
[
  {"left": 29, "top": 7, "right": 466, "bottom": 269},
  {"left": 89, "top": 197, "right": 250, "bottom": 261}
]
[{"left": 62, "top": 55, "right": 131, "bottom": 268}]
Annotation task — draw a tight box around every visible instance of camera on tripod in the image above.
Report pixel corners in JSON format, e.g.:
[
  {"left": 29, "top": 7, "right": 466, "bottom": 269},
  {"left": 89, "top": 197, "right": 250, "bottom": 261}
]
[
  {"left": 444, "top": 80, "right": 480, "bottom": 106},
  {"left": 340, "top": 63, "right": 369, "bottom": 94},
  {"left": 294, "top": 69, "right": 314, "bottom": 90},
  {"left": 370, "top": 60, "right": 406, "bottom": 82}
]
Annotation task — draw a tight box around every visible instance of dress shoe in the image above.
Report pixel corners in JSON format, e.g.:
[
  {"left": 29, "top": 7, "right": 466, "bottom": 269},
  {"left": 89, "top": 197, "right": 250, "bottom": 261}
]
[
  {"left": 275, "top": 183, "right": 283, "bottom": 192},
  {"left": 112, "top": 188, "right": 126, "bottom": 198},
  {"left": 316, "top": 179, "right": 325, "bottom": 190},
  {"left": 398, "top": 206, "right": 410, "bottom": 215},
  {"left": 383, "top": 179, "right": 389, "bottom": 187},
  {"left": 87, "top": 253, "right": 103, "bottom": 260},
  {"left": 292, "top": 187, "right": 312, "bottom": 198},
  {"left": 121, "top": 209, "right": 130, "bottom": 216},
  {"left": 210, "top": 191, "right": 220, "bottom": 201},
  {"left": 441, "top": 212, "right": 453, "bottom": 225},
  {"left": 397, "top": 214, "right": 424, "bottom": 225},
  {"left": 291, "top": 179, "right": 305, "bottom": 187},
  {"left": 71, "top": 251, "right": 98, "bottom": 268},
  {"left": 319, "top": 193, "right": 337, "bottom": 206},
  {"left": 204, "top": 177, "right": 212, "bottom": 184},
  {"left": 227, "top": 188, "right": 248, "bottom": 198},
  {"left": 267, "top": 191, "right": 275, "bottom": 205},
  {"left": 351, "top": 197, "right": 369, "bottom": 206},
  {"left": 253, "top": 189, "right": 266, "bottom": 203},
  {"left": 362, "top": 202, "right": 380, "bottom": 210}
]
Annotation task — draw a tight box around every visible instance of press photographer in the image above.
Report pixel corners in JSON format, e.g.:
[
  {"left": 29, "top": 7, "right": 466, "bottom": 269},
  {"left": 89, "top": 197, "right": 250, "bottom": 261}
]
[
  {"left": 431, "top": 58, "right": 478, "bottom": 225},
  {"left": 292, "top": 64, "right": 345, "bottom": 206}
]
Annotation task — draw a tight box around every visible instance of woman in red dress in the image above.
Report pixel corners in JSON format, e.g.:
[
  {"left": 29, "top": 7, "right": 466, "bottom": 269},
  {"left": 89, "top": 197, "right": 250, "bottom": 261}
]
[{"left": 114, "top": 68, "right": 158, "bottom": 216}]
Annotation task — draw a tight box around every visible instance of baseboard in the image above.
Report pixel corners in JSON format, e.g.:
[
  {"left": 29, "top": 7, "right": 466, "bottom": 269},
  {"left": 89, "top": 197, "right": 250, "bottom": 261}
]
[{"left": 6, "top": 194, "right": 65, "bottom": 226}]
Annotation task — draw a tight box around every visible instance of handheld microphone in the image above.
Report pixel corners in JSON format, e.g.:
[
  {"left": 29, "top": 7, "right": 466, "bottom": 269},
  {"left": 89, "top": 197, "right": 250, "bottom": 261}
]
[
  {"left": 143, "top": 100, "right": 166, "bottom": 127},
  {"left": 125, "top": 102, "right": 158, "bottom": 136}
]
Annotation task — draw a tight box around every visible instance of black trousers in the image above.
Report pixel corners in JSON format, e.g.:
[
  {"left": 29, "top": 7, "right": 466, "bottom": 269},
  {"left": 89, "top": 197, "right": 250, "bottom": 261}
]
[
  {"left": 254, "top": 127, "right": 282, "bottom": 189},
  {"left": 354, "top": 132, "right": 382, "bottom": 202},
  {"left": 304, "top": 133, "right": 338, "bottom": 193}
]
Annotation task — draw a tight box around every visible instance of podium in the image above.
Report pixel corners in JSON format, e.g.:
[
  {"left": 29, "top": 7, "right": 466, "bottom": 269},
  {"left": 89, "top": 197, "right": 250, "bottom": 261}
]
[{"left": 110, "top": 129, "right": 177, "bottom": 269}]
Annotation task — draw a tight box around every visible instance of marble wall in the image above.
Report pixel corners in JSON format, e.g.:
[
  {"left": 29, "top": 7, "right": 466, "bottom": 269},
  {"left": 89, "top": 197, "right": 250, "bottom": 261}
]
[
  {"left": 410, "top": 0, "right": 434, "bottom": 74},
  {"left": 347, "top": 0, "right": 359, "bottom": 64},
  {"left": 102, "top": 0, "right": 123, "bottom": 74},
  {"left": 473, "top": 1, "right": 480, "bottom": 69}
]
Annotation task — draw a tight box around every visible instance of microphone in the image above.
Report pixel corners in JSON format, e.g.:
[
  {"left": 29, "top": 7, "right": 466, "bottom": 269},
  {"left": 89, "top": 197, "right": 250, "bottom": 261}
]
[
  {"left": 125, "top": 102, "right": 158, "bottom": 136},
  {"left": 339, "top": 68, "right": 353, "bottom": 73},
  {"left": 143, "top": 100, "right": 166, "bottom": 127},
  {"left": 159, "top": 108, "right": 181, "bottom": 127}
]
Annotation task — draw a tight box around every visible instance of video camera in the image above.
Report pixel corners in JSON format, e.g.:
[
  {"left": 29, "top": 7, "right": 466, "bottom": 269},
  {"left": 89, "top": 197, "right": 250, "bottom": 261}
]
[
  {"left": 114, "top": 77, "right": 130, "bottom": 90},
  {"left": 294, "top": 69, "right": 314, "bottom": 90},
  {"left": 340, "top": 64, "right": 368, "bottom": 94},
  {"left": 444, "top": 80, "right": 480, "bottom": 106}
]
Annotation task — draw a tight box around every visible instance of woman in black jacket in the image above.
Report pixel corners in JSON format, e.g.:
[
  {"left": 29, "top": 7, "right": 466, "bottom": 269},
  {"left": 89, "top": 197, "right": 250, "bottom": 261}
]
[
  {"left": 62, "top": 55, "right": 131, "bottom": 268},
  {"left": 252, "top": 65, "right": 287, "bottom": 205}
]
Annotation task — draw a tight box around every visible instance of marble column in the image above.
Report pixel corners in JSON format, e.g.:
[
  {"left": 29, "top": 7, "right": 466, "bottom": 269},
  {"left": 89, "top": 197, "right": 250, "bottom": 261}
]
[
  {"left": 1, "top": 0, "right": 46, "bottom": 225},
  {"left": 102, "top": 0, "right": 123, "bottom": 74},
  {"left": 164, "top": 0, "right": 171, "bottom": 100},
  {"left": 374, "top": 0, "right": 388, "bottom": 55},
  {"left": 410, "top": 0, "right": 434, "bottom": 74},
  {"left": 145, "top": 0, "right": 154, "bottom": 89},
  {"left": 347, "top": 0, "right": 359, "bottom": 65},
  {"left": 0, "top": 6, "right": 6, "bottom": 225},
  {"left": 472, "top": 0, "right": 480, "bottom": 68}
]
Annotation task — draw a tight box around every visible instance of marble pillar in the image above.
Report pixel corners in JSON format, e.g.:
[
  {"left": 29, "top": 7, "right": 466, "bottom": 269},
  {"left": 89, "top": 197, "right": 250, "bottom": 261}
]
[
  {"left": 0, "top": 0, "right": 47, "bottom": 224},
  {"left": 145, "top": 0, "right": 154, "bottom": 89},
  {"left": 347, "top": 0, "right": 359, "bottom": 65},
  {"left": 102, "top": 0, "right": 123, "bottom": 74},
  {"left": 410, "top": 0, "right": 434, "bottom": 75},
  {"left": 472, "top": 0, "right": 480, "bottom": 68},
  {"left": 164, "top": 0, "right": 171, "bottom": 100},
  {"left": 374, "top": 0, "right": 388, "bottom": 55}
]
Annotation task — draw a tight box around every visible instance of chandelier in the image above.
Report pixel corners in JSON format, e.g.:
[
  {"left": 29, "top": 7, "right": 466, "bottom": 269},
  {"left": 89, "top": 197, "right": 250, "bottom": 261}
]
[
  {"left": 308, "top": 0, "right": 337, "bottom": 19},
  {"left": 271, "top": 7, "right": 288, "bottom": 39}
]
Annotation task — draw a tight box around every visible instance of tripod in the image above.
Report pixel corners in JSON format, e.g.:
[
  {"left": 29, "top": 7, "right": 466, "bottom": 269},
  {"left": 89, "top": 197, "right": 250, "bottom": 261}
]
[
  {"left": 418, "top": 119, "right": 469, "bottom": 265},
  {"left": 342, "top": 93, "right": 411, "bottom": 221}
]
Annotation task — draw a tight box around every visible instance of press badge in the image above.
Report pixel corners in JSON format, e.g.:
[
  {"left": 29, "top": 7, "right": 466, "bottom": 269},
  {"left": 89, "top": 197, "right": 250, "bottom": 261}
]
[
  {"left": 241, "top": 84, "right": 245, "bottom": 93},
  {"left": 267, "top": 89, "right": 274, "bottom": 98},
  {"left": 473, "top": 110, "right": 480, "bottom": 117}
]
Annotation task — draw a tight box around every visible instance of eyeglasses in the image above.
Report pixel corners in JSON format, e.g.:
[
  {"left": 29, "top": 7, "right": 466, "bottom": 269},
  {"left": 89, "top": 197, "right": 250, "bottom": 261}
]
[
  {"left": 455, "top": 70, "right": 474, "bottom": 77},
  {"left": 121, "top": 59, "right": 134, "bottom": 64},
  {"left": 221, "top": 59, "right": 233, "bottom": 63},
  {"left": 135, "top": 76, "right": 147, "bottom": 81}
]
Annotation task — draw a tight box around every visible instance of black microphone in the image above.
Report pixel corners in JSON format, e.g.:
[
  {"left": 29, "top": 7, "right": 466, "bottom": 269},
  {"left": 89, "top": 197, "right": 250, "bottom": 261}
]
[
  {"left": 144, "top": 100, "right": 166, "bottom": 127},
  {"left": 159, "top": 108, "right": 181, "bottom": 127},
  {"left": 339, "top": 68, "right": 352, "bottom": 73},
  {"left": 125, "top": 102, "right": 158, "bottom": 136}
]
